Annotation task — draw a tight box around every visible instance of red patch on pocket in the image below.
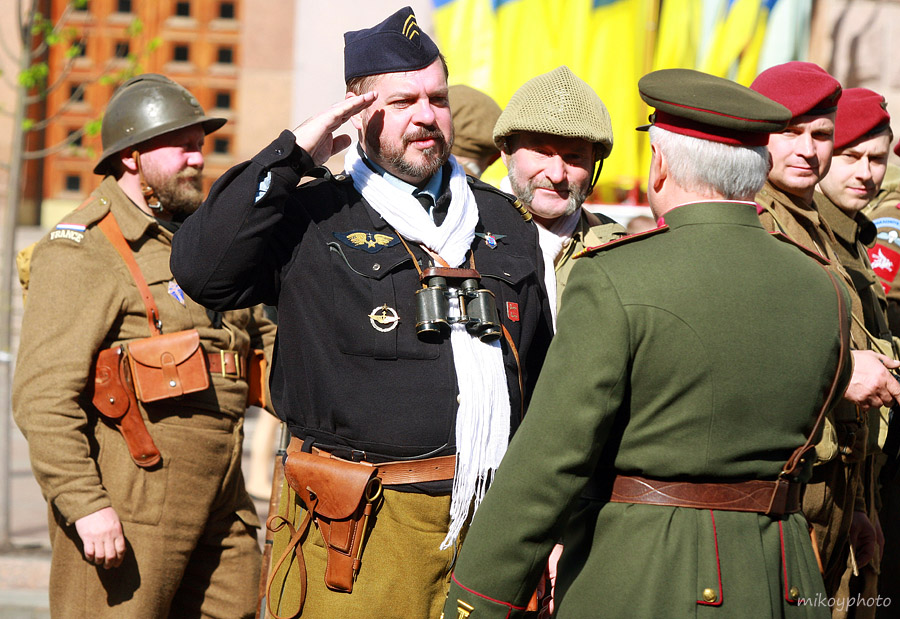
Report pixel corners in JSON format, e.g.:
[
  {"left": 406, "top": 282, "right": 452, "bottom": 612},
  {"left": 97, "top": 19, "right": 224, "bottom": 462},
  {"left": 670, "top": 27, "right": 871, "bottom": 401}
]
[
  {"left": 868, "top": 244, "right": 900, "bottom": 285},
  {"left": 506, "top": 302, "right": 520, "bottom": 322}
]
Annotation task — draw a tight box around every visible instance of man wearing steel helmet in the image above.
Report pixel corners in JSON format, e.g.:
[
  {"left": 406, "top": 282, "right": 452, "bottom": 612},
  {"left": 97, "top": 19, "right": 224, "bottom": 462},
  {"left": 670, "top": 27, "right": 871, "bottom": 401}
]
[
  {"left": 494, "top": 66, "right": 625, "bottom": 328},
  {"left": 751, "top": 63, "right": 900, "bottom": 598},
  {"left": 171, "top": 7, "right": 551, "bottom": 618},
  {"left": 12, "top": 74, "right": 276, "bottom": 618}
]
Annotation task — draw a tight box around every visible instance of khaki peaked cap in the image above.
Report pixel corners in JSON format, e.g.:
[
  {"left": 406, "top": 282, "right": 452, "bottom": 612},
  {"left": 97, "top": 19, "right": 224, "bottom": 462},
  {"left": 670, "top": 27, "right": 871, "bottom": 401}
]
[
  {"left": 639, "top": 69, "right": 791, "bottom": 147},
  {"left": 493, "top": 66, "right": 613, "bottom": 160}
]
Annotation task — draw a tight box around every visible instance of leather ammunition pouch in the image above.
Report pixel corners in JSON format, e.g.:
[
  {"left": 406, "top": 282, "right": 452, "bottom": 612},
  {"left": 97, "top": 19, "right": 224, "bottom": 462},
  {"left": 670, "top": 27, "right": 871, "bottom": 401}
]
[
  {"left": 246, "top": 349, "right": 267, "bottom": 409},
  {"left": 125, "top": 329, "right": 210, "bottom": 403},
  {"left": 265, "top": 448, "right": 382, "bottom": 619},
  {"left": 91, "top": 346, "right": 161, "bottom": 468}
]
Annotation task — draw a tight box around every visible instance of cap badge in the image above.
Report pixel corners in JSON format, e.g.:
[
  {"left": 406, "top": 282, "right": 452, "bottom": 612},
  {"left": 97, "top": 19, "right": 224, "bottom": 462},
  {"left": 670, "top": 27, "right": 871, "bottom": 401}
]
[
  {"left": 369, "top": 304, "right": 400, "bottom": 332},
  {"left": 403, "top": 14, "right": 421, "bottom": 41}
]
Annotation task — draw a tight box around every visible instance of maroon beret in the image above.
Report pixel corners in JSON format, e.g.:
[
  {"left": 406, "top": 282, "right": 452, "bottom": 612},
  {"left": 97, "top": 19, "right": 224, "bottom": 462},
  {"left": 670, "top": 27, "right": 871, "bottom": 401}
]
[
  {"left": 833, "top": 88, "right": 891, "bottom": 150},
  {"left": 750, "top": 62, "right": 841, "bottom": 118}
]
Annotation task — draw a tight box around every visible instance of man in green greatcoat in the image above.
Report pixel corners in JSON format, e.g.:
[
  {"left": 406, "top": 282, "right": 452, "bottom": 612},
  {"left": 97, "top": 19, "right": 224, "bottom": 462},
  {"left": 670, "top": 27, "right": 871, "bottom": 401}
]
[{"left": 442, "top": 70, "right": 856, "bottom": 618}]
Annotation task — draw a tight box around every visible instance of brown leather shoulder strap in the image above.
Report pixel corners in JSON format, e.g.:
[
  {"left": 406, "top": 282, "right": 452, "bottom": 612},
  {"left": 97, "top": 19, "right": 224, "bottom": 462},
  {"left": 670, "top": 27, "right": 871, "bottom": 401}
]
[
  {"left": 97, "top": 211, "right": 162, "bottom": 336},
  {"left": 783, "top": 265, "right": 850, "bottom": 477}
]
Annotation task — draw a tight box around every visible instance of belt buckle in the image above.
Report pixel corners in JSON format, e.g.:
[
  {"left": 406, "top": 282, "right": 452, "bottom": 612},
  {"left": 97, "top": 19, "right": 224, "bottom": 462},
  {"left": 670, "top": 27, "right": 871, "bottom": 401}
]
[{"left": 219, "top": 350, "right": 241, "bottom": 378}]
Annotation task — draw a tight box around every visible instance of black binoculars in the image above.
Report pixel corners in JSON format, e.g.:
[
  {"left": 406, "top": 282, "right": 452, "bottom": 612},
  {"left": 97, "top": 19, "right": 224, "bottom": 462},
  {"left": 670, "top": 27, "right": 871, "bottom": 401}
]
[{"left": 415, "top": 267, "right": 501, "bottom": 342}]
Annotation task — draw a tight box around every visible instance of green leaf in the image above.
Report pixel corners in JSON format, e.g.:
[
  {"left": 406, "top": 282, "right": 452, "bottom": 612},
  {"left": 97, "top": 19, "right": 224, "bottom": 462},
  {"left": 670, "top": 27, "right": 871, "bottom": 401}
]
[
  {"left": 22, "top": 118, "right": 35, "bottom": 131},
  {"left": 84, "top": 119, "right": 103, "bottom": 136}
]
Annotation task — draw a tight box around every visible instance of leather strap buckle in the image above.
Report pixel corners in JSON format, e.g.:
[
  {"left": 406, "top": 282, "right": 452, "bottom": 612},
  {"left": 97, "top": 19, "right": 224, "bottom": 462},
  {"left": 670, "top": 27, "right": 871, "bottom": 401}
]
[{"left": 219, "top": 350, "right": 241, "bottom": 378}]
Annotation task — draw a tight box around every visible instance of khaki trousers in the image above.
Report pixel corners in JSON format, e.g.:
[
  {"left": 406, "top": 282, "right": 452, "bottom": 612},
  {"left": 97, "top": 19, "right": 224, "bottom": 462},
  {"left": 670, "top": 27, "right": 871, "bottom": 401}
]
[
  {"left": 48, "top": 410, "right": 260, "bottom": 618},
  {"left": 804, "top": 457, "right": 861, "bottom": 597},
  {"left": 266, "top": 481, "right": 463, "bottom": 619}
]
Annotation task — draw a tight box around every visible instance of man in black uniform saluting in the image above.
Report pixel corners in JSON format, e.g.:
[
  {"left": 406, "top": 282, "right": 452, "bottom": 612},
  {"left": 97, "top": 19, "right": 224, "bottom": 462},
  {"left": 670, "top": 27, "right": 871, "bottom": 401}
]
[{"left": 170, "top": 6, "right": 552, "bottom": 618}]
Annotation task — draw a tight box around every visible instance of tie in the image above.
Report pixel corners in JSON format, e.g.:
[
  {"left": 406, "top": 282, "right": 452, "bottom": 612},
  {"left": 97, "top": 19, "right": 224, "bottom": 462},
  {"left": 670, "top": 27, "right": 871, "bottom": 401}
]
[{"left": 416, "top": 191, "right": 450, "bottom": 226}]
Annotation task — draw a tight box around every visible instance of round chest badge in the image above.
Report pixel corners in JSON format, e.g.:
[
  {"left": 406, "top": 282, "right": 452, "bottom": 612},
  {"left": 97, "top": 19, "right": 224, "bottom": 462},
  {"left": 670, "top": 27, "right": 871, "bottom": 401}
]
[{"left": 369, "top": 304, "right": 400, "bottom": 332}]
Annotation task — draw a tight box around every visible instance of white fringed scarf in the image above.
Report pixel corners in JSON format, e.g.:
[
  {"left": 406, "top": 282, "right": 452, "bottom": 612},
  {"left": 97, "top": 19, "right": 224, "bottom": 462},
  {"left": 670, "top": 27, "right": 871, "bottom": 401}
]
[{"left": 345, "top": 148, "right": 511, "bottom": 549}]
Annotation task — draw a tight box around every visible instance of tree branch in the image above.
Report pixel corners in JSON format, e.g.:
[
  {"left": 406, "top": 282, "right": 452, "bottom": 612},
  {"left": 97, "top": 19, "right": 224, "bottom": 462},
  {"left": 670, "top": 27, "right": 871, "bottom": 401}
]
[{"left": 23, "top": 128, "right": 87, "bottom": 159}]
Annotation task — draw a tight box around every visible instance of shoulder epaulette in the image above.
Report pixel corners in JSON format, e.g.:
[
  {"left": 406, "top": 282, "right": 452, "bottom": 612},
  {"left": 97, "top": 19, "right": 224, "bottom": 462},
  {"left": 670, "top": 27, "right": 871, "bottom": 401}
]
[
  {"left": 303, "top": 166, "right": 353, "bottom": 184},
  {"left": 769, "top": 231, "right": 830, "bottom": 265},
  {"left": 52, "top": 194, "right": 111, "bottom": 230},
  {"left": 466, "top": 176, "right": 532, "bottom": 221},
  {"left": 574, "top": 225, "right": 668, "bottom": 258}
]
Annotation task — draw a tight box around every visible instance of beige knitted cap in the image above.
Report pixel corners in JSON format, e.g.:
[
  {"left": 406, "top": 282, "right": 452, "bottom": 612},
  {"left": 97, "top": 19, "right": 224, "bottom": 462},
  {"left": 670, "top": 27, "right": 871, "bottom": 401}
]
[{"left": 493, "top": 66, "right": 613, "bottom": 160}]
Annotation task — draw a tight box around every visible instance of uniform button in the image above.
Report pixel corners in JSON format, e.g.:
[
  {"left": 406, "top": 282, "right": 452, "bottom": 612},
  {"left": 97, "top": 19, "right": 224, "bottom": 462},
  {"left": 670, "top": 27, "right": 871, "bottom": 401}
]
[
  {"left": 335, "top": 174, "right": 347, "bottom": 181},
  {"left": 788, "top": 587, "right": 800, "bottom": 601},
  {"left": 99, "top": 197, "right": 109, "bottom": 205},
  {"left": 372, "top": 263, "right": 381, "bottom": 271},
  {"left": 702, "top": 588, "right": 717, "bottom": 603},
  {"left": 274, "top": 148, "right": 283, "bottom": 155}
]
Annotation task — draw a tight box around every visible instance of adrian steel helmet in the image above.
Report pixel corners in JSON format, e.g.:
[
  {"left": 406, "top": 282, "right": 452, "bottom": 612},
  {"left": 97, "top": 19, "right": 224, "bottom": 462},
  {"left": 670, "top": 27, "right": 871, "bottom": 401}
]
[{"left": 93, "top": 73, "right": 226, "bottom": 175}]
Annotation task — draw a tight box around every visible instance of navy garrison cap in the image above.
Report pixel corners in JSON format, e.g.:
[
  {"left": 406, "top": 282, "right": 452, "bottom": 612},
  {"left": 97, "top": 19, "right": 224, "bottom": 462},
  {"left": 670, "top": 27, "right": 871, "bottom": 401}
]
[{"left": 344, "top": 7, "right": 441, "bottom": 83}]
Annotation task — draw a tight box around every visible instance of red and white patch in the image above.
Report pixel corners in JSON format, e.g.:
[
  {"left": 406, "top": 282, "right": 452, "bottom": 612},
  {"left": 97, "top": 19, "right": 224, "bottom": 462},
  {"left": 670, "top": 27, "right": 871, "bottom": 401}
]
[
  {"left": 868, "top": 244, "right": 900, "bottom": 285},
  {"left": 506, "top": 302, "right": 520, "bottom": 322}
]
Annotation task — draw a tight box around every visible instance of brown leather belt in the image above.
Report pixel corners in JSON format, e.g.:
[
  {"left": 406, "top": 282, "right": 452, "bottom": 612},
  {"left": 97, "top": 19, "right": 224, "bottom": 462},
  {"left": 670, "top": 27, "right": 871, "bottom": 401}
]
[
  {"left": 598, "top": 474, "right": 802, "bottom": 516},
  {"left": 206, "top": 350, "right": 246, "bottom": 379},
  {"left": 287, "top": 436, "right": 456, "bottom": 486}
]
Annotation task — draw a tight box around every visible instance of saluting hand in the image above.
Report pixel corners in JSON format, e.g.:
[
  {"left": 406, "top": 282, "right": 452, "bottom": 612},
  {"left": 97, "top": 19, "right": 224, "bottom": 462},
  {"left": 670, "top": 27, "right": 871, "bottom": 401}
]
[
  {"left": 292, "top": 92, "right": 377, "bottom": 166},
  {"left": 75, "top": 506, "right": 127, "bottom": 569}
]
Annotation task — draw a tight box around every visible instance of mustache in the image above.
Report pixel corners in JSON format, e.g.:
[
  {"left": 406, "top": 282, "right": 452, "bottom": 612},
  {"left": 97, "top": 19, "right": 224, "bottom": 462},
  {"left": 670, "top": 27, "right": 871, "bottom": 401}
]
[
  {"left": 403, "top": 128, "right": 446, "bottom": 145},
  {"left": 530, "top": 179, "right": 573, "bottom": 193}
]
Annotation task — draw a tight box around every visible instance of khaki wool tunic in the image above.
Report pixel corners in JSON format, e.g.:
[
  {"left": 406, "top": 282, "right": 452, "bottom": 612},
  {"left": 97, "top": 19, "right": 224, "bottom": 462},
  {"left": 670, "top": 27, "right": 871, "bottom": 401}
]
[
  {"left": 552, "top": 209, "right": 625, "bottom": 312},
  {"left": 756, "top": 181, "right": 869, "bottom": 596},
  {"left": 12, "top": 176, "right": 276, "bottom": 618}
]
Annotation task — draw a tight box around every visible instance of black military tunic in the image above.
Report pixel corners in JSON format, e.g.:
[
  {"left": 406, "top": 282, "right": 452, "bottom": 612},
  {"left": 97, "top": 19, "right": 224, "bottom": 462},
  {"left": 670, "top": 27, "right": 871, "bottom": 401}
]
[{"left": 171, "top": 130, "right": 553, "bottom": 482}]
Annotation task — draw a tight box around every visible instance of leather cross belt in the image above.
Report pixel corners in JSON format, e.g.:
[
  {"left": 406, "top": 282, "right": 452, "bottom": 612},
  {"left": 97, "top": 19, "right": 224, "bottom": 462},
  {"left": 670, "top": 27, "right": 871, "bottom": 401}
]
[
  {"left": 287, "top": 436, "right": 456, "bottom": 486},
  {"left": 600, "top": 474, "right": 802, "bottom": 516},
  {"left": 206, "top": 350, "right": 246, "bottom": 379}
]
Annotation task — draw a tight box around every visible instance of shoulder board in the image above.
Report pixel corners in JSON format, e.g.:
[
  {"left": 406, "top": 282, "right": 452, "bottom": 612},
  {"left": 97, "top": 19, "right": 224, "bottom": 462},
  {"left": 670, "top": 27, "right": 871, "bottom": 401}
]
[
  {"left": 303, "top": 166, "right": 353, "bottom": 184},
  {"left": 46, "top": 195, "right": 111, "bottom": 245},
  {"left": 575, "top": 225, "right": 668, "bottom": 258},
  {"left": 466, "top": 176, "right": 532, "bottom": 221},
  {"left": 769, "top": 231, "right": 830, "bottom": 265}
]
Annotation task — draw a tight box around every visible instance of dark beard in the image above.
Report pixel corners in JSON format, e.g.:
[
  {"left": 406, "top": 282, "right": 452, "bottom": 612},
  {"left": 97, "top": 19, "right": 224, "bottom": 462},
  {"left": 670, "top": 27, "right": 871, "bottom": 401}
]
[
  {"left": 377, "top": 127, "right": 452, "bottom": 181},
  {"left": 150, "top": 169, "right": 204, "bottom": 221}
]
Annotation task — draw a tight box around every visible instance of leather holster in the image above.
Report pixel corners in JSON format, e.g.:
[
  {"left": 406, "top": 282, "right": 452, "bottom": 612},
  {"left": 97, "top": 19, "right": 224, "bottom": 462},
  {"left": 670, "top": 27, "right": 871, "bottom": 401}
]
[
  {"left": 91, "top": 346, "right": 161, "bottom": 468},
  {"left": 282, "top": 449, "right": 382, "bottom": 592}
]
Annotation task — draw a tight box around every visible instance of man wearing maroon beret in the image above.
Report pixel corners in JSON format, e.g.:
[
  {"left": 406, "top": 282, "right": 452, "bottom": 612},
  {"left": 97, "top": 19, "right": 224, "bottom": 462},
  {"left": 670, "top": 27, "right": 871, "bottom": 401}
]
[
  {"left": 751, "top": 61, "right": 900, "bottom": 600},
  {"left": 815, "top": 88, "right": 894, "bottom": 617}
]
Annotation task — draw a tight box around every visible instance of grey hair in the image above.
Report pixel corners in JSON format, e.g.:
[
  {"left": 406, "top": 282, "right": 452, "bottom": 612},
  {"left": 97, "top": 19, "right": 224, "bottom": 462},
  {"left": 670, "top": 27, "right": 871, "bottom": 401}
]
[{"left": 648, "top": 126, "right": 770, "bottom": 201}]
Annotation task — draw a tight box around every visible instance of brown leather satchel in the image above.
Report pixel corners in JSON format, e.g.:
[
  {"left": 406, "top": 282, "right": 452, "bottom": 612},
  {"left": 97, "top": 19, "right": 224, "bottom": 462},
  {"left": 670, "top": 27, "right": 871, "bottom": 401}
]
[
  {"left": 266, "top": 448, "right": 382, "bottom": 618},
  {"left": 124, "top": 329, "right": 210, "bottom": 403},
  {"left": 91, "top": 346, "right": 161, "bottom": 468}
]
